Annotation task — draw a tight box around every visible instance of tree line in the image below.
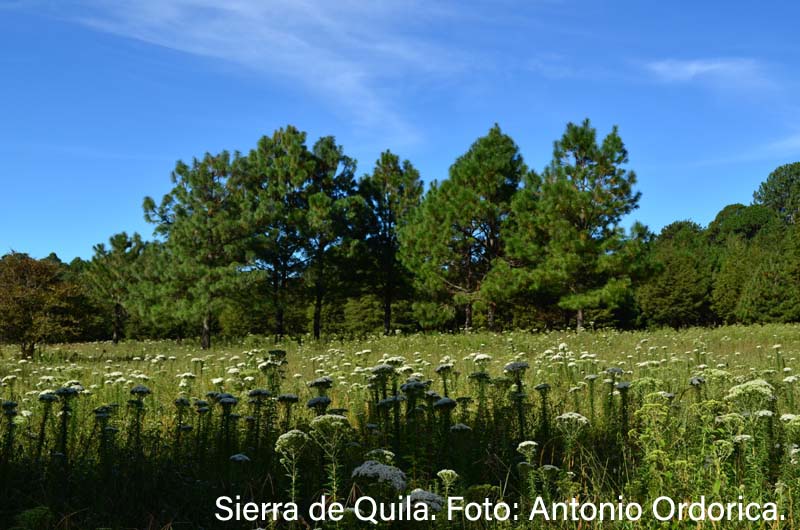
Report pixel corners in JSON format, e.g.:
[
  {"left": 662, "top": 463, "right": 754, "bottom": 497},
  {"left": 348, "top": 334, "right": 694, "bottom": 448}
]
[{"left": 2, "top": 121, "right": 799, "bottom": 353}]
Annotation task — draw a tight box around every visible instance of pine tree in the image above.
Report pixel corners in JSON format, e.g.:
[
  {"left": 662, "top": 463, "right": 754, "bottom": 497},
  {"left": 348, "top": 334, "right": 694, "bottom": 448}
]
[
  {"left": 300, "top": 136, "right": 359, "bottom": 339},
  {"left": 753, "top": 162, "right": 800, "bottom": 223},
  {"left": 237, "top": 126, "right": 315, "bottom": 339},
  {"left": 516, "top": 118, "right": 641, "bottom": 330},
  {"left": 399, "top": 125, "right": 525, "bottom": 329},
  {"left": 358, "top": 150, "right": 423, "bottom": 334},
  {"left": 84, "top": 232, "right": 144, "bottom": 344},
  {"left": 143, "top": 152, "right": 248, "bottom": 349}
]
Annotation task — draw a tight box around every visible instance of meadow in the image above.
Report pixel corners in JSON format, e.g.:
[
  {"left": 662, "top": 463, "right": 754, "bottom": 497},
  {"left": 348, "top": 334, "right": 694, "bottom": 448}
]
[{"left": 3, "top": 324, "right": 800, "bottom": 529}]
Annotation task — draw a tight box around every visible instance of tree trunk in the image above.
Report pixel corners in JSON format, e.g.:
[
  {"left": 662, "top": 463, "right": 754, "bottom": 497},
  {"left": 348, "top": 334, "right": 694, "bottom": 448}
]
[
  {"left": 273, "top": 267, "right": 285, "bottom": 341},
  {"left": 201, "top": 314, "right": 211, "bottom": 350},
  {"left": 21, "top": 342, "right": 35, "bottom": 359},
  {"left": 313, "top": 281, "right": 323, "bottom": 340},
  {"left": 112, "top": 302, "right": 123, "bottom": 345},
  {"left": 276, "top": 307, "right": 285, "bottom": 342},
  {"left": 576, "top": 308, "right": 584, "bottom": 332},
  {"left": 383, "top": 300, "right": 392, "bottom": 336},
  {"left": 464, "top": 302, "right": 473, "bottom": 330},
  {"left": 487, "top": 302, "right": 496, "bottom": 330},
  {"left": 383, "top": 284, "right": 393, "bottom": 335}
]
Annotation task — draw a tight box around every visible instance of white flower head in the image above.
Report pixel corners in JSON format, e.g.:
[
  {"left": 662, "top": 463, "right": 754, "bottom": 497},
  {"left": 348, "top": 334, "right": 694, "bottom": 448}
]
[{"left": 352, "top": 460, "right": 407, "bottom": 491}]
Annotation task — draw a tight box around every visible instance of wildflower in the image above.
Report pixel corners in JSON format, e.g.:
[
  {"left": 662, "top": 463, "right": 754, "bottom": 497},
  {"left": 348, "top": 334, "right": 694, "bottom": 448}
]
[
  {"left": 219, "top": 395, "right": 238, "bottom": 407},
  {"left": 275, "top": 430, "right": 309, "bottom": 454},
  {"left": 474, "top": 354, "right": 492, "bottom": 365},
  {"left": 689, "top": 376, "right": 705, "bottom": 387},
  {"left": 555, "top": 411, "right": 590, "bottom": 427},
  {"left": 408, "top": 489, "right": 444, "bottom": 512},
  {"left": 365, "top": 448, "right": 395, "bottom": 464},
  {"left": 385, "top": 356, "right": 406, "bottom": 366},
  {"left": 38, "top": 392, "right": 58, "bottom": 403},
  {"left": 725, "top": 379, "right": 774, "bottom": 402},
  {"left": 54, "top": 386, "right": 80, "bottom": 399},
  {"left": 131, "top": 385, "right": 150, "bottom": 398},
  {"left": 437, "top": 469, "right": 459, "bottom": 485},
  {"left": 310, "top": 414, "right": 350, "bottom": 431},
  {"left": 517, "top": 440, "right": 539, "bottom": 461},
  {"left": 401, "top": 380, "right": 429, "bottom": 393},
  {"left": 351, "top": 460, "right": 407, "bottom": 491},
  {"left": 433, "top": 397, "right": 457, "bottom": 411},
  {"left": 504, "top": 362, "right": 529, "bottom": 374},
  {"left": 469, "top": 371, "right": 491, "bottom": 383},
  {"left": 371, "top": 364, "right": 395, "bottom": 376},
  {"left": 715, "top": 413, "right": 745, "bottom": 426},
  {"left": 309, "top": 376, "right": 334, "bottom": 390},
  {"left": 307, "top": 396, "right": 332, "bottom": 409}
]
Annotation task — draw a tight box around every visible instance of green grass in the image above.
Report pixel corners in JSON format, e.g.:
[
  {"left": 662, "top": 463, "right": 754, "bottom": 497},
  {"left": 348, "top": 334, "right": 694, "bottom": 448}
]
[{"left": 3, "top": 324, "right": 800, "bottom": 529}]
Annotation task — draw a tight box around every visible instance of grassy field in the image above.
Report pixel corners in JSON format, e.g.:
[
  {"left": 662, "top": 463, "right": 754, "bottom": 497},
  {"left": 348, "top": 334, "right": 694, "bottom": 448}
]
[{"left": 3, "top": 324, "right": 800, "bottom": 528}]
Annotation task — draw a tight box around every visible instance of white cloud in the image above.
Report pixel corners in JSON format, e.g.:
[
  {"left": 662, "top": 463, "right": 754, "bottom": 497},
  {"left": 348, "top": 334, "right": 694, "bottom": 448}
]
[
  {"left": 45, "top": 0, "right": 470, "bottom": 141},
  {"left": 764, "top": 133, "right": 800, "bottom": 157},
  {"left": 645, "top": 58, "right": 772, "bottom": 87}
]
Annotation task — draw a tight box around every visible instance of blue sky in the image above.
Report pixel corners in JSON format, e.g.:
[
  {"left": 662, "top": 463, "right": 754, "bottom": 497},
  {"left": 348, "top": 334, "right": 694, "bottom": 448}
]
[{"left": 1, "top": 0, "right": 799, "bottom": 262}]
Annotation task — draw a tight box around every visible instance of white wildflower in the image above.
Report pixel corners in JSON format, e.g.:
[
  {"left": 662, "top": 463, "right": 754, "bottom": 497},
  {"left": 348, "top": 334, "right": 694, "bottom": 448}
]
[{"left": 352, "top": 460, "right": 407, "bottom": 491}]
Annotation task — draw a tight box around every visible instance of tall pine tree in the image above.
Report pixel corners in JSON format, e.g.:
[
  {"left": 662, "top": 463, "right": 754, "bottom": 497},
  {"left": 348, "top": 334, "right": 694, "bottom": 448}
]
[
  {"left": 85, "top": 232, "right": 144, "bottom": 344},
  {"left": 399, "top": 125, "right": 525, "bottom": 329},
  {"left": 301, "top": 136, "right": 359, "bottom": 339},
  {"left": 143, "top": 152, "right": 247, "bottom": 349},
  {"left": 513, "top": 119, "right": 641, "bottom": 330},
  {"left": 237, "top": 126, "right": 314, "bottom": 339},
  {"left": 358, "top": 150, "right": 423, "bottom": 334}
]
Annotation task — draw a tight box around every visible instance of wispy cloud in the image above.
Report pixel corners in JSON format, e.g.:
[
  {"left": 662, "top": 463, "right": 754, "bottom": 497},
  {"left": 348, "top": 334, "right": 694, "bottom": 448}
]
[
  {"left": 763, "top": 133, "right": 800, "bottom": 157},
  {"left": 685, "top": 131, "right": 800, "bottom": 168},
  {"left": 644, "top": 58, "right": 774, "bottom": 89},
  {"left": 32, "top": 0, "right": 473, "bottom": 142}
]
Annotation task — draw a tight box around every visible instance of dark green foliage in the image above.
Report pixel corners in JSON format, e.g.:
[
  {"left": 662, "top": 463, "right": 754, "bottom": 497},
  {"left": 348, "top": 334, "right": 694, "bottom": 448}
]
[
  {"left": 735, "top": 227, "right": 800, "bottom": 324},
  {"left": 707, "top": 203, "right": 779, "bottom": 243},
  {"left": 636, "top": 221, "right": 714, "bottom": 328},
  {"left": 143, "top": 152, "right": 249, "bottom": 349},
  {"left": 84, "top": 232, "right": 144, "bottom": 344},
  {"left": 301, "top": 136, "right": 361, "bottom": 339},
  {"left": 399, "top": 125, "right": 526, "bottom": 329},
  {"left": 236, "top": 126, "right": 314, "bottom": 339},
  {"left": 506, "top": 119, "right": 642, "bottom": 329},
  {"left": 358, "top": 151, "right": 423, "bottom": 334},
  {"left": 5, "top": 129, "right": 800, "bottom": 348},
  {"left": 711, "top": 236, "right": 752, "bottom": 324},
  {"left": 736, "top": 258, "right": 800, "bottom": 323},
  {"left": 753, "top": 162, "right": 800, "bottom": 223}
]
